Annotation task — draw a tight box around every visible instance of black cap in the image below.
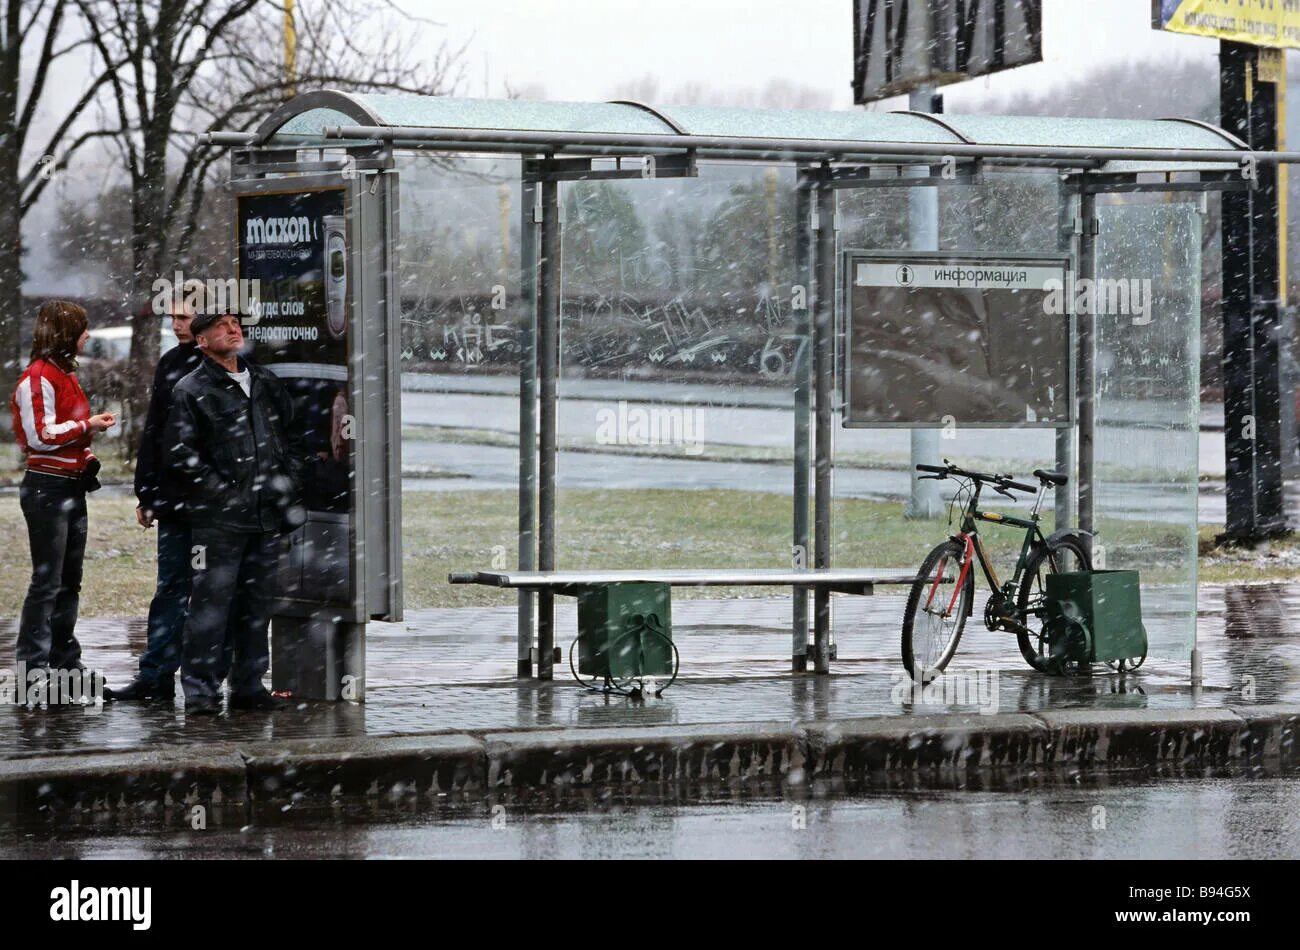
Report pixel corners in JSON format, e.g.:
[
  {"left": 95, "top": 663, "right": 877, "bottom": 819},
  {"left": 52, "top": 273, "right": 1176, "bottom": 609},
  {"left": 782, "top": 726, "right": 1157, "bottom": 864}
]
[{"left": 191, "top": 309, "right": 236, "bottom": 336}]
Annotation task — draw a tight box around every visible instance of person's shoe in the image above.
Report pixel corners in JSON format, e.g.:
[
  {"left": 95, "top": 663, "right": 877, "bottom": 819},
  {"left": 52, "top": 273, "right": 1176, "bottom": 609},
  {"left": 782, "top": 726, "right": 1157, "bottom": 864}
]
[
  {"left": 107, "top": 676, "right": 172, "bottom": 702},
  {"left": 185, "top": 696, "right": 221, "bottom": 717},
  {"left": 228, "top": 689, "right": 288, "bottom": 711}
]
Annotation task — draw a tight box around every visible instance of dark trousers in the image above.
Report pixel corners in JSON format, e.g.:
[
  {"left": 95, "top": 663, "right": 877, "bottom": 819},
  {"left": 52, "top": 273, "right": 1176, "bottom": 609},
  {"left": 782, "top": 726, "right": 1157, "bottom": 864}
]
[
  {"left": 136, "top": 518, "right": 191, "bottom": 685},
  {"left": 17, "top": 471, "right": 87, "bottom": 669},
  {"left": 180, "top": 526, "right": 280, "bottom": 701}
]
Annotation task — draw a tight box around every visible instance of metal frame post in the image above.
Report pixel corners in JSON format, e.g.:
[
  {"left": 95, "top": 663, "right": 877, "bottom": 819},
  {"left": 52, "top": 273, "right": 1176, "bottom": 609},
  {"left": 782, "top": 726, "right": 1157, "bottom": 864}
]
[
  {"left": 906, "top": 87, "right": 943, "bottom": 520},
  {"left": 813, "top": 165, "right": 836, "bottom": 674},
  {"left": 536, "top": 173, "right": 561, "bottom": 680},
  {"left": 793, "top": 168, "right": 813, "bottom": 672},
  {"left": 1077, "top": 191, "right": 1097, "bottom": 551},
  {"left": 1056, "top": 179, "right": 1078, "bottom": 530},
  {"left": 518, "top": 178, "right": 539, "bottom": 678}
]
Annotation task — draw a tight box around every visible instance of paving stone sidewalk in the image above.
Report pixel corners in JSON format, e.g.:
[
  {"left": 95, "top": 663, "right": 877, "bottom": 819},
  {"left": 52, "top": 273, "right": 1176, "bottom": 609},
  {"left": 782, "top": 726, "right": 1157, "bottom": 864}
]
[{"left": 2, "top": 584, "right": 1297, "bottom": 761}]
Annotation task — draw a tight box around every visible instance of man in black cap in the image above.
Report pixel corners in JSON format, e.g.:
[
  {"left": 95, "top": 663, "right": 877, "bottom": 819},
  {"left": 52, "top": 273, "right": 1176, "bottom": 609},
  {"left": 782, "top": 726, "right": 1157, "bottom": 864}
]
[
  {"left": 166, "top": 306, "right": 307, "bottom": 715},
  {"left": 113, "top": 299, "right": 203, "bottom": 702}
]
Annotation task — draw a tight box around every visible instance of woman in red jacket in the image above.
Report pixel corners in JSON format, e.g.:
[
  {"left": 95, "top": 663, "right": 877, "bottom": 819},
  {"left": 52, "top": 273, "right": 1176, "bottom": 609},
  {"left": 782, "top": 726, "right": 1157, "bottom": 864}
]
[{"left": 10, "top": 301, "right": 116, "bottom": 693}]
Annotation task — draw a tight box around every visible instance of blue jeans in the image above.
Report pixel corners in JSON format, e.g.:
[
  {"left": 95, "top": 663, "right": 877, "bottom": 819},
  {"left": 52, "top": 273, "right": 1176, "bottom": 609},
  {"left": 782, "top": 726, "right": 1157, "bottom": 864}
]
[
  {"left": 136, "top": 518, "right": 191, "bottom": 685},
  {"left": 17, "top": 471, "right": 87, "bottom": 669}
]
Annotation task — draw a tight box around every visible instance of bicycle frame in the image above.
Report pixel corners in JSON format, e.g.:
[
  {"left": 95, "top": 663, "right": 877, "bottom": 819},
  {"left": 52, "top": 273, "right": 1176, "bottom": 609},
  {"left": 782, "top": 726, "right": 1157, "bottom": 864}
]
[{"left": 923, "top": 477, "right": 1052, "bottom": 618}]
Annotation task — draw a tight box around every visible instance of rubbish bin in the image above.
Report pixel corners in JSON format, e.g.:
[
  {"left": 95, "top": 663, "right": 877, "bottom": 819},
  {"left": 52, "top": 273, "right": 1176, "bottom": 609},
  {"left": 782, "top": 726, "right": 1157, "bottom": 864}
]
[
  {"left": 1044, "top": 570, "right": 1148, "bottom": 672},
  {"left": 576, "top": 582, "right": 674, "bottom": 680}
]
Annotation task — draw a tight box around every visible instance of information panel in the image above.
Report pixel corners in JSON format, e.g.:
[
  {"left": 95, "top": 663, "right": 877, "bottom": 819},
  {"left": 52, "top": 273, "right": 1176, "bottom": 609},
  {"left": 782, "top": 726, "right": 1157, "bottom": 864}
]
[
  {"left": 844, "top": 253, "right": 1072, "bottom": 428},
  {"left": 236, "top": 187, "right": 354, "bottom": 610}
]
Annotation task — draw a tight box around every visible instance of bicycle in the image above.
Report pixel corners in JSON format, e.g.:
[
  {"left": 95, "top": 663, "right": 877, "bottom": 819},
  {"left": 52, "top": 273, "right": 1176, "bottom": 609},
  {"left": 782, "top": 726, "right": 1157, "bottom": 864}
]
[{"left": 901, "top": 460, "right": 1092, "bottom": 682}]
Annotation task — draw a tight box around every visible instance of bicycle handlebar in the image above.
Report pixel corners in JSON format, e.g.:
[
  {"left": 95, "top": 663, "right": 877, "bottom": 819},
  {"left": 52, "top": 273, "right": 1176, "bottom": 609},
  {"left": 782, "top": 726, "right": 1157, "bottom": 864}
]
[{"left": 914, "top": 462, "right": 1038, "bottom": 495}]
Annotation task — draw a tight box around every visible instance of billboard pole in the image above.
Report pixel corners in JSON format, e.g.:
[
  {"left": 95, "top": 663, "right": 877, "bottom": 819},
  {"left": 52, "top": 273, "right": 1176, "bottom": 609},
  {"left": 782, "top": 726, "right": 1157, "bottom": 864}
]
[{"left": 1220, "top": 40, "right": 1288, "bottom": 541}]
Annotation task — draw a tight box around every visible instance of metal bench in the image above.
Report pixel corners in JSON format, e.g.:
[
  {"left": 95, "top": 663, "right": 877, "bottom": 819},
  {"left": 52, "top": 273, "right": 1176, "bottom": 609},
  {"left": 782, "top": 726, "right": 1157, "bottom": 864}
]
[
  {"left": 448, "top": 568, "right": 922, "bottom": 684},
  {"left": 448, "top": 568, "right": 921, "bottom": 594}
]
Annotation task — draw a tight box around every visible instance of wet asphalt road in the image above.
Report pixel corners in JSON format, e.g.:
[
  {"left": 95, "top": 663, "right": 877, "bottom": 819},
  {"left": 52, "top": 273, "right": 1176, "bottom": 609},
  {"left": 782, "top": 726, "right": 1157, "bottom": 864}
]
[{"left": 8, "top": 773, "right": 1299, "bottom": 859}]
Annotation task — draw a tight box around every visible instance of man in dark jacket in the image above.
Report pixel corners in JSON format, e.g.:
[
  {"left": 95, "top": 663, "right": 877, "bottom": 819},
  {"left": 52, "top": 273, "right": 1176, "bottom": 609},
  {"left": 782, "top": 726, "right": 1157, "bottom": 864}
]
[
  {"left": 113, "top": 302, "right": 204, "bottom": 702},
  {"left": 166, "top": 307, "right": 307, "bottom": 715}
]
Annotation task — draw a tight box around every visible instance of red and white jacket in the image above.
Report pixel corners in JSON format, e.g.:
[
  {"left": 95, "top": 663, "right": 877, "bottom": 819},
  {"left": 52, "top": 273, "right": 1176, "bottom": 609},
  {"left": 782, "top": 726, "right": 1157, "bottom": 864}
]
[{"left": 10, "top": 358, "right": 95, "bottom": 477}]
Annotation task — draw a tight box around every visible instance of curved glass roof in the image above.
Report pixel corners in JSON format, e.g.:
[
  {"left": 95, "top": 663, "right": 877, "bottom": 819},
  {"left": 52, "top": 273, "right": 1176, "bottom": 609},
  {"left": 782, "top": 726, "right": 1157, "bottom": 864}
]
[{"left": 257, "top": 91, "right": 1245, "bottom": 161}]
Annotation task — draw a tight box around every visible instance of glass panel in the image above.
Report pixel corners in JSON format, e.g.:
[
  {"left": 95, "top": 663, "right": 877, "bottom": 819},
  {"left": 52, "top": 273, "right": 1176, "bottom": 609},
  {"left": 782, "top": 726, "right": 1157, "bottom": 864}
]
[
  {"left": 358, "top": 93, "right": 676, "bottom": 134},
  {"left": 830, "top": 170, "right": 1069, "bottom": 666},
  {"left": 665, "top": 104, "right": 957, "bottom": 144},
  {"left": 1094, "top": 199, "right": 1201, "bottom": 667},
  {"left": 949, "top": 114, "right": 1238, "bottom": 151},
  {"left": 556, "top": 162, "right": 802, "bottom": 609},
  {"left": 395, "top": 154, "right": 526, "bottom": 612}
]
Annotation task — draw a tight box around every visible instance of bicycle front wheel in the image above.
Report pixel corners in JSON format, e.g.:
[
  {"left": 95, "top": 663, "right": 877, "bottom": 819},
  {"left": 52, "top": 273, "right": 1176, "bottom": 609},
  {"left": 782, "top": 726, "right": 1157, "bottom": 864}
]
[{"left": 902, "top": 540, "right": 973, "bottom": 683}]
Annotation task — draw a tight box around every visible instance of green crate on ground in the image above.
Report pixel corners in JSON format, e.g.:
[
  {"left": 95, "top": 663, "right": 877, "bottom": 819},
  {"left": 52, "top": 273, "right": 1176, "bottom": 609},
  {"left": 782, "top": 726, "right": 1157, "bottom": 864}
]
[
  {"left": 1045, "top": 570, "right": 1148, "bottom": 666},
  {"left": 576, "top": 582, "right": 673, "bottom": 679}
]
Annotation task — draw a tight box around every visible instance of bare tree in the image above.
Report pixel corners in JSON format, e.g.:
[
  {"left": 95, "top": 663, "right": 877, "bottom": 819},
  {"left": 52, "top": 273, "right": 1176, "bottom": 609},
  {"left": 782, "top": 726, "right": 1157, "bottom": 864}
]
[
  {"left": 0, "top": 0, "right": 122, "bottom": 379},
  {"left": 73, "top": 0, "right": 466, "bottom": 429}
]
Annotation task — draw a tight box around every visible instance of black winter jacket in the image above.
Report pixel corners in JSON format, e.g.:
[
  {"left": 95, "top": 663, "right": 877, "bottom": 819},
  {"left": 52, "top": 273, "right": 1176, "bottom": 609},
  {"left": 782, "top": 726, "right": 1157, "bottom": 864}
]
[
  {"left": 134, "top": 342, "right": 203, "bottom": 520},
  {"left": 165, "top": 355, "right": 308, "bottom": 533}
]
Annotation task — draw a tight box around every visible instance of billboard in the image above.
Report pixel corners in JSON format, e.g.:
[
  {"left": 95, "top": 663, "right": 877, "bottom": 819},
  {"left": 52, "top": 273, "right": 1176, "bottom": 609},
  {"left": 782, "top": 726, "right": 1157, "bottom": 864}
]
[
  {"left": 843, "top": 252, "right": 1072, "bottom": 428},
  {"left": 236, "top": 187, "right": 354, "bottom": 610},
  {"left": 1153, "top": 0, "right": 1300, "bottom": 49},
  {"left": 853, "top": 0, "right": 1043, "bottom": 103}
]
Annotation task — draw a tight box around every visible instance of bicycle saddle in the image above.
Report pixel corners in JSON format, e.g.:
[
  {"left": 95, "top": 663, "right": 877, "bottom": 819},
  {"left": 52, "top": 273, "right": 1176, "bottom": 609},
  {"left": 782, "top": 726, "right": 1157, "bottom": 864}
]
[{"left": 1033, "top": 469, "right": 1068, "bottom": 486}]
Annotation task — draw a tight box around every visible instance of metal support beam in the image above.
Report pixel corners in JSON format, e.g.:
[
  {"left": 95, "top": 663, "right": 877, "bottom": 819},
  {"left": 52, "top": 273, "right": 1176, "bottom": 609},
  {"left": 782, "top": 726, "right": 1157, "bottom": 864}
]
[
  {"left": 1077, "top": 193, "right": 1098, "bottom": 554},
  {"left": 1063, "top": 169, "right": 1254, "bottom": 196},
  {"left": 826, "top": 159, "right": 982, "bottom": 189},
  {"left": 522, "top": 153, "right": 697, "bottom": 182},
  {"left": 792, "top": 169, "right": 813, "bottom": 673},
  {"left": 813, "top": 166, "right": 836, "bottom": 675},
  {"left": 328, "top": 122, "right": 1298, "bottom": 168},
  {"left": 1221, "top": 40, "right": 1289, "bottom": 540},
  {"left": 537, "top": 174, "right": 561, "bottom": 680},
  {"left": 517, "top": 179, "right": 539, "bottom": 678}
]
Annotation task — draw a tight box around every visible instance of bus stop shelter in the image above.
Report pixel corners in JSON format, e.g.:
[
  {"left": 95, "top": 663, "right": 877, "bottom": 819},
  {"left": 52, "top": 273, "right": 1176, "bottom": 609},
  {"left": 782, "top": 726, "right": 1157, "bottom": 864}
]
[{"left": 215, "top": 91, "right": 1300, "bottom": 695}]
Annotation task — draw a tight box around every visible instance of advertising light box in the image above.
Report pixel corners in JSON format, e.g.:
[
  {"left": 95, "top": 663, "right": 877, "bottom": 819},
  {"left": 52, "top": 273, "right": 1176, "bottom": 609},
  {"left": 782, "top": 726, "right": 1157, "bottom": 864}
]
[{"left": 236, "top": 186, "right": 354, "bottom": 611}]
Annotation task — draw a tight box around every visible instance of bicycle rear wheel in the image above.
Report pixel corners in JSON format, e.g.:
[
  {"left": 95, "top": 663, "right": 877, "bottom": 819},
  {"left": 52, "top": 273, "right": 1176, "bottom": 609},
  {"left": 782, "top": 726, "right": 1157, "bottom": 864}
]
[
  {"left": 1016, "top": 537, "right": 1092, "bottom": 672},
  {"left": 902, "top": 540, "right": 973, "bottom": 683}
]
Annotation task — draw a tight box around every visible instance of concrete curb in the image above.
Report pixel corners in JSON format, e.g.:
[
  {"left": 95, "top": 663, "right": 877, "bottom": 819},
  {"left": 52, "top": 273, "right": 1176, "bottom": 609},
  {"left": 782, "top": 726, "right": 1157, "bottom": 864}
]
[{"left": 3, "top": 705, "right": 1298, "bottom": 817}]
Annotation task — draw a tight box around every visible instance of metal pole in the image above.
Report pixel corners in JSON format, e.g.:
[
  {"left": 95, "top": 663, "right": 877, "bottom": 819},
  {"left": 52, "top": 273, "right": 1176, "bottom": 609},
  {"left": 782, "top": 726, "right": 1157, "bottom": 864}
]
[
  {"left": 792, "top": 168, "right": 813, "bottom": 673},
  {"left": 1056, "top": 180, "right": 1077, "bottom": 530},
  {"left": 1077, "top": 190, "right": 1097, "bottom": 552},
  {"left": 813, "top": 165, "right": 835, "bottom": 675},
  {"left": 517, "top": 178, "right": 539, "bottom": 678},
  {"left": 906, "top": 87, "right": 943, "bottom": 520},
  {"left": 537, "top": 173, "right": 560, "bottom": 680}
]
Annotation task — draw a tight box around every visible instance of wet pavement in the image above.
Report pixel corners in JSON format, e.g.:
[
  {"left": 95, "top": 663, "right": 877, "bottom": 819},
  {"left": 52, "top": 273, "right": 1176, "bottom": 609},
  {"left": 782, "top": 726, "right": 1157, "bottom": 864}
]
[
  {"left": 7, "top": 773, "right": 1298, "bottom": 859},
  {"left": 2, "top": 583, "right": 1298, "bottom": 760}
]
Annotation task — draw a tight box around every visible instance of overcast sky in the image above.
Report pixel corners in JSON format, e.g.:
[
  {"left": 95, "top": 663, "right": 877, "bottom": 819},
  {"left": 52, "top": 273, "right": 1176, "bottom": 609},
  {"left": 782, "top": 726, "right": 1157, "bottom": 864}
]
[
  {"left": 18, "top": 0, "right": 1253, "bottom": 293},
  {"left": 416, "top": 0, "right": 1222, "bottom": 109}
]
